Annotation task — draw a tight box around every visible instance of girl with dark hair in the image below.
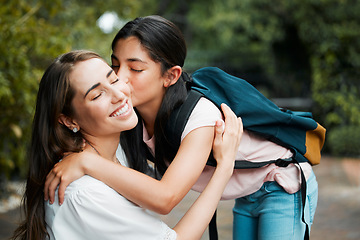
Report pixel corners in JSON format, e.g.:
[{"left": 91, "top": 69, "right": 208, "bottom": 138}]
[
  {"left": 45, "top": 16, "right": 319, "bottom": 239},
  {"left": 12, "top": 50, "right": 242, "bottom": 240}
]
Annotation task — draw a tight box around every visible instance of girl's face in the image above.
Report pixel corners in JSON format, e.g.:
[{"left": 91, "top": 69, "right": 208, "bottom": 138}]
[
  {"left": 69, "top": 58, "right": 138, "bottom": 138},
  {"left": 111, "top": 36, "right": 167, "bottom": 113}
]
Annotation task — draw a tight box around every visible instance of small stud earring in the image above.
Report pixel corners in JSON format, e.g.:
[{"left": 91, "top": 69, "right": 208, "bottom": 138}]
[{"left": 72, "top": 127, "right": 78, "bottom": 133}]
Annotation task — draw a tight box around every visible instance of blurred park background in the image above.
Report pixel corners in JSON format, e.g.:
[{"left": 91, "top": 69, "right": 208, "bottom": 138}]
[{"left": 0, "top": 0, "right": 360, "bottom": 238}]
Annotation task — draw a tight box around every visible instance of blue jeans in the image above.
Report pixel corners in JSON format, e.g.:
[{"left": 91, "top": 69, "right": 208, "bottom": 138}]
[{"left": 233, "top": 171, "right": 318, "bottom": 240}]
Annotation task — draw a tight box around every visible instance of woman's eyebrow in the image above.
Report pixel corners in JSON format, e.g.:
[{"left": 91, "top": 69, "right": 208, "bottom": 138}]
[
  {"left": 84, "top": 69, "right": 113, "bottom": 98},
  {"left": 106, "top": 69, "right": 113, "bottom": 78},
  {"left": 84, "top": 83, "right": 100, "bottom": 99}
]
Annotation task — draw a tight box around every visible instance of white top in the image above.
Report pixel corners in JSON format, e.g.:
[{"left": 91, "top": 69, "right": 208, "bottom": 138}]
[
  {"left": 45, "top": 145, "right": 177, "bottom": 240},
  {"left": 144, "top": 97, "right": 313, "bottom": 200}
]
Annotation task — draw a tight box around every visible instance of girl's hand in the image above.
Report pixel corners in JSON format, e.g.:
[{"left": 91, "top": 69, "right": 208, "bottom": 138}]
[
  {"left": 212, "top": 104, "right": 243, "bottom": 169},
  {"left": 44, "top": 150, "right": 96, "bottom": 205}
]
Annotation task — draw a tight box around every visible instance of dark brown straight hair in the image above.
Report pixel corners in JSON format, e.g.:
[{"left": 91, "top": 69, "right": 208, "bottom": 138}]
[
  {"left": 112, "top": 15, "right": 188, "bottom": 175},
  {"left": 12, "top": 50, "right": 101, "bottom": 240}
]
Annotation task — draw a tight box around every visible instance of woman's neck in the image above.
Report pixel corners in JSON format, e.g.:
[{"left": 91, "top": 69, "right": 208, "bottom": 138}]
[{"left": 84, "top": 134, "right": 120, "bottom": 162}]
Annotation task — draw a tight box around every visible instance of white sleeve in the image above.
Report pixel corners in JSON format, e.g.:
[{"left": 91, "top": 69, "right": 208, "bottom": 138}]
[
  {"left": 181, "top": 97, "right": 222, "bottom": 141},
  {"left": 45, "top": 176, "right": 176, "bottom": 240}
]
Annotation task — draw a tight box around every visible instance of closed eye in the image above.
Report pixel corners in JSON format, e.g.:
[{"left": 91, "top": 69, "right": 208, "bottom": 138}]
[
  {"left": 92, "top": 92, "right": 103, "bottom": 100},
  {"left": 111, "top": 78, "right": 119, "bottom": 84},
  {"left": 131, "top": 68, "right": 143, "bottom": 73}
]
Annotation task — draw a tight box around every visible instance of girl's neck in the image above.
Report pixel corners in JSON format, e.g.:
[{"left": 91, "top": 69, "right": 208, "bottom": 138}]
[
  {"left": 136, "top": 106, "right": 158, "bottom": 138},
  {"left": 135, "top": 91, "right": 165, "bottom": 137}
]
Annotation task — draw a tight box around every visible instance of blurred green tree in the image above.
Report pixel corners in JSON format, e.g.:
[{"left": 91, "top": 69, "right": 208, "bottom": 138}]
[
  {"left": 0, "top": 0, "right": 71, "bottom": 178},
  {"left": 184, "top": 0, "right": 360, "bottom": 149},
  {"left": 0, "top": 0, "right": 152, "bottom": 180}
]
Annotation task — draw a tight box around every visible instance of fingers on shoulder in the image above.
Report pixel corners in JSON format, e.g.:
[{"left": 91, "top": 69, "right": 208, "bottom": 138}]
[{"left": 215, "top": 119, "right": 225, "bottom": 134}]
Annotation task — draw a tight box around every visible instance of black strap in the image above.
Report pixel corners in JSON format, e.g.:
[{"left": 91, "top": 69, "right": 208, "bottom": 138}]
[
  {"left": 234, "top": 157, "right": 295, "bottom": 169},
  {"left": 170, "top": 90, "right": 202, "bottom": 147},
  {"left": 209, "top": 210, "right": 218, "bottom": 240},
  {"left": 299, "top": 163, "right": 310, "bottom": 240}
]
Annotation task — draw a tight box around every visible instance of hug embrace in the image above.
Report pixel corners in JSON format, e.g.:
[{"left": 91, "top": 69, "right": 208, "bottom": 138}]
[{"left": 13, "top": 15, "right": 325, "bottom": 240}]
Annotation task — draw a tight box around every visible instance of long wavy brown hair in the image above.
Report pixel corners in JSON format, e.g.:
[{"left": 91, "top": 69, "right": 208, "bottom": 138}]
[{"left": 11, "top": 50, "right": 102, "bottom": 240}]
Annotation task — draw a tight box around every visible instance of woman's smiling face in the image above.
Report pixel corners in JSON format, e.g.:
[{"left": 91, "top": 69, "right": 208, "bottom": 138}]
[{"left": 69, "top": 57, "right": 138, "bottom": 138}]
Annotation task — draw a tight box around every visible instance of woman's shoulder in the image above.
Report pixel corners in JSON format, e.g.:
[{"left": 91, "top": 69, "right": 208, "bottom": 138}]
[
  {"left": 64, "top": 176, "right": 127, "bottom": 201},
  {"left": 65, "top": 175, "right": 106, "bottom": 191},
  {"left": 45, "top": 175, "right": 177, "bottom": 240},
  {"left": 48, "top": 175, "right": 136, "bottom": 210}
]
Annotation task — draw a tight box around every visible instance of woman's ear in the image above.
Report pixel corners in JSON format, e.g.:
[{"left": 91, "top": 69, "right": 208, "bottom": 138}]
[
  {"left": 58, "top": 114, "right": 80, "bottom": 132},
  {"left": 164, "top": 66, "right": 182, "bottom": 88}
]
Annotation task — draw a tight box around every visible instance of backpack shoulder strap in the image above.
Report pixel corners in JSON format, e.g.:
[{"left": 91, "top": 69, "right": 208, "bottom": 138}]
[{"left": 166, "top": 89, "right": 203, "bottom": 150}]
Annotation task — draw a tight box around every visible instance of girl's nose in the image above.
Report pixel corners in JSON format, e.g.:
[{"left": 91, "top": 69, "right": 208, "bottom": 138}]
[{"left": 116, "top": 67, "right": 129, "bottom": 84}]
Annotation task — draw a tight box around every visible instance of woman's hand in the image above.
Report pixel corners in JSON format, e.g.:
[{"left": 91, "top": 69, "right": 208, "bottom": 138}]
[
  {"left": 44, "top": 150, "right": 96, "bottom": 205},
  {"left": 212, "top": 103, "right": 243, "bottom": 169}
]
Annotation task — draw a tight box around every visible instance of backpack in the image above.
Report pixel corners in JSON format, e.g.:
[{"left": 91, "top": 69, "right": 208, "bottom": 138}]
[
  {"left": 166, "top": 67, "right": 326, "bottom": 169},
  {"left": 165, "top": 67, "right": 326, "bottom": 240}
]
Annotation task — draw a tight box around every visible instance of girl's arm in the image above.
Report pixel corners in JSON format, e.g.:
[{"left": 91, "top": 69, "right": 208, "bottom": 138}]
[
  {"left": 174, "top": 105, "right": 242, "bottom": 239},
  {"left": 45, "top": 104, "right": 233, "bottom": 214},
  {"left": 45, "top": 126, "right": 213, "bottom": 213}
]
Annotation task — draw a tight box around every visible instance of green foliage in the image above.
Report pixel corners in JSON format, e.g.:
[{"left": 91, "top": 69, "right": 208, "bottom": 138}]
[
  {"left": 0, "top": 0, "right": 70, "bottom": 178},
  {"left": 0, "top": 0, "right": 155, "bottom": 179},
  {"left": 328, "top": 125, "right": 360, "bottom": 157},
  {"left": 186, "top": 0, "right": 312, "bottom": 96},
  {"left": 185, "top": 0, "right": 360, "bottom": 153},
  {"left": 308, "top": 0, "right": 360, "bottom": 129}
]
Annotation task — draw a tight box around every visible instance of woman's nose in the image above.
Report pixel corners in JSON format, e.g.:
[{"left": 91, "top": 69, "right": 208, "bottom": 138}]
[{"left": 111, "top": 87, "right": 126, "bottom": 103}]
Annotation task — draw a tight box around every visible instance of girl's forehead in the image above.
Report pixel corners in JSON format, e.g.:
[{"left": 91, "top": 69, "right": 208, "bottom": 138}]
[{"left": 114, "top": 37, "right": 149, "bottom": 56}]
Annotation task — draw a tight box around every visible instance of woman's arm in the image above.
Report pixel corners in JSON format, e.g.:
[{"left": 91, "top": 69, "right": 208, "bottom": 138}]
[{"left": 174, "top": 104, "right": 242, "bottom": 240}]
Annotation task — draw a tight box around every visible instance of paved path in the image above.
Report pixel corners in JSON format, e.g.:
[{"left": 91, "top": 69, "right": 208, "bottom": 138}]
[
  {"left": 308, "top": 156, "right": 360, "bottom": 240},
  {"left": 1, "top": 156, "right": 360, "bottom": 239}
]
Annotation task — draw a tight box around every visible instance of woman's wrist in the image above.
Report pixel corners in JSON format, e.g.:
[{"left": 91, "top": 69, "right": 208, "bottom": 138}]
[{"left": 214, "top": 159, "right": 234, "bottom": 176}]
